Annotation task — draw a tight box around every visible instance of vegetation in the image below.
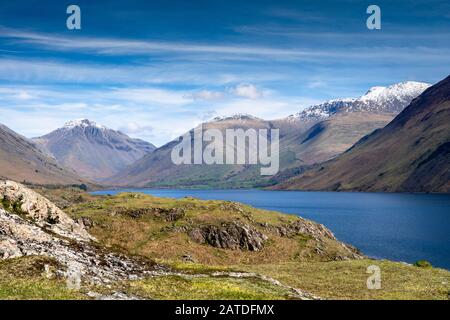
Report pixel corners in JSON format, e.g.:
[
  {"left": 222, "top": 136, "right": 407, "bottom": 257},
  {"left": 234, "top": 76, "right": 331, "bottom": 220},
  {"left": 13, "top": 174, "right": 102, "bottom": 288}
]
[
  {"left": 2, "top": 188, "right": 449, "bottom": 300},
  {"left": 0, "top": 256, "right": 86, "bottom": 300},
  {"left": 126, "top": 275, "right": 293, "bottom": 300},
  {"left": 414, "top": 260, "right": 433, "bottom": 268},
  {"left": 1, "top": 195, "right": 26, "bottom": 216},
  {"left": 62, "top": 192, "right": 354, "bottom": 266},
  {"left": 238, "top": 260, "right": 450, "bottom": 300}
]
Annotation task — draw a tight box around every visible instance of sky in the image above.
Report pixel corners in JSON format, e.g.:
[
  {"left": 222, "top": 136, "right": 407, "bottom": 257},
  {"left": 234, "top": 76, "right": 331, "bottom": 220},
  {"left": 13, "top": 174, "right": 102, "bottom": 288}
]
[{"left": 0, "top": 0, "right": 449, "bottom": 146}]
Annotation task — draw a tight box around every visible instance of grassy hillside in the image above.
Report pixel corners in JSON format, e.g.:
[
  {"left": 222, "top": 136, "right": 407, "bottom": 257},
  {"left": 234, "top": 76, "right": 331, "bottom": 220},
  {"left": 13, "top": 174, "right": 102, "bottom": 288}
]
[
  {"left": 64, "top": 192, "right": 360, "bottom": 265},
  {"left": 6, "top": 188, "right": 443, "bottom": 300}
]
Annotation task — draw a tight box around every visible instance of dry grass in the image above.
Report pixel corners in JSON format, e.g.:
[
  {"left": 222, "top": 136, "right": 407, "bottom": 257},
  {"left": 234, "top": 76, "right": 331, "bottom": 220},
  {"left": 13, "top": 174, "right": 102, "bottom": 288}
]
[{"left": 239, "top": 259, "right": 450, "bottom": 300}]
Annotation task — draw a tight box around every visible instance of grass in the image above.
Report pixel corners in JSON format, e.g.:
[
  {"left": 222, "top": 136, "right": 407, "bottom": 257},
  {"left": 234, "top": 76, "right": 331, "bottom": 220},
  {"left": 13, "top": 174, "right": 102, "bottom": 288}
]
[
  {"left": 238, "top": 259, "right": 450, "bottom": 300},
  {"left": 63, "top": 192, "right": 352, "bottom": 266},
  {"left": 0, "top": 256, "right": 87, "bottom": 300},
  {"left": 126, "top": 275, "right": 293, "bottom": 300},
  {"left": 13, "top": 188, "right": 450, "bottom": 300}
]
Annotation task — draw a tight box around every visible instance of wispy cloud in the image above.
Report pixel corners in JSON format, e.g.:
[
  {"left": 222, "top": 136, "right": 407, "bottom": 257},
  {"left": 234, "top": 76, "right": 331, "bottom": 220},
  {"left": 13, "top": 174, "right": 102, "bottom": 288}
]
[
  {"left": 0, "top": 27, "right": 317, "bottom": 59},
  {"left": 2, "top": 27, "right": 450, "bottom": 63},
  {"left": 186, "top": 90, "right": 224, "bottom": 101}
]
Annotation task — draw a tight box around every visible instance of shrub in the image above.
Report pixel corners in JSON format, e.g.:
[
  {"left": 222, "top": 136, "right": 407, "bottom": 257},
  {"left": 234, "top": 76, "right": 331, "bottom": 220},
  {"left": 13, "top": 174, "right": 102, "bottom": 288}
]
[{"left": 414, "top": 260, "right": 432, "bottom": 268}]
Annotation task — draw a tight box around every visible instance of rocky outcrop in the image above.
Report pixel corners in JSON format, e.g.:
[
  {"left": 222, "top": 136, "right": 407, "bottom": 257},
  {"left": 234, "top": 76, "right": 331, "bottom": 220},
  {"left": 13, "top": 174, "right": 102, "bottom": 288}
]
[
  {"left": 0, "top": 180, "right": 92, "bottom": 242},
  {"left": 189, "top": 222, "right": 268, "bottom": 251},
  {"left": 0, "top": 207, "right": 161, "bottom": 283},
  {"left": 275, "top": 218, "right": 335, "bottom": 240},
  {"left": 273, "top": 218, "right": 363, "bottom": 259},
  {"left": 0, "top": 181, "right": 162, "bottom": 284}
]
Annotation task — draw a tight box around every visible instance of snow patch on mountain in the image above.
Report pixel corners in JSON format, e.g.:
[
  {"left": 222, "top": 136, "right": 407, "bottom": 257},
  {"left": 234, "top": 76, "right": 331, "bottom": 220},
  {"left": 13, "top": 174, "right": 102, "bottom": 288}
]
[
  {"left": 63, "top": 119, "right": 106, "bottom": 130},
  {"left": 288, "top": 81, "right": 431, "bottom": 122},
  {"left": 210, "top": 113, "right": 262, "bottom": 122}
]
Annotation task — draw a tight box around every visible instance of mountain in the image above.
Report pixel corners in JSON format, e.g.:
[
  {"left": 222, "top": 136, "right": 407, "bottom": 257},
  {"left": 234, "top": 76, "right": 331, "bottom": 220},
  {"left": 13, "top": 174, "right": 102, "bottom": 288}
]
[
  {"left": 106, "top": 81, "right": 430, "bottom": 188},
  {"left": 274, "top": 75, "right": 450, "bottom": 193},
  {"left": 287, "top": 81, "right": 430, "bottom": 123},
  {"left": 278, "top": 112, "right": 395, "bottom": 165},
  {"left": 271, "top": 81, "right": 430, "bottom": 165},
  {"left": 105, "top": 114, "right": 281, "bottom": 188},
  {"left": 0, "top": 123, "right": 87, "bottom": 185},
  {"left": 33, "top": 119, "right": 156, "bottom": 181}
]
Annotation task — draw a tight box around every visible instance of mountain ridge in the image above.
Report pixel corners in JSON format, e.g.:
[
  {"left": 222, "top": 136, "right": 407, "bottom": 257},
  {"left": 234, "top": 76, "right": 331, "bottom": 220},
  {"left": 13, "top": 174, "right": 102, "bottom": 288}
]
[
  {"left": 0, "top": 123, "right": 88, "bottom": 185},
  {"left": 285, "top": 81, "right": 430, "bottom": 123},
  {"left": 105, "top": 80, "right": 431, "bottom": 188},
  {"left": 274, "top": 75, "right": 450, "bottom": 193},
  {"left": 33, "top": 119, "right": 156, "bottom": 181}
]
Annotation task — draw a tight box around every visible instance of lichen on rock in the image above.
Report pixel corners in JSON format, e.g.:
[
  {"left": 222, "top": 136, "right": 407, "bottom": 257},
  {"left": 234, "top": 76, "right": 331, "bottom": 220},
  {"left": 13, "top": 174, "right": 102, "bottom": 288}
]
[{"left": 189, "top": 222, "right": 268, "bottom": 251}]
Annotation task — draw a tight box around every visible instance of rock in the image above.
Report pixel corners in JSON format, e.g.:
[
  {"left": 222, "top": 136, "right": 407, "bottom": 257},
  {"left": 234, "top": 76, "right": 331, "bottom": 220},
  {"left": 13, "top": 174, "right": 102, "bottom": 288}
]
[
  {"left": 0, "top": 180, "right": 92, "bottom": 242},
  {"left": 275, "top": 218, "right": 335, "bottom": 240},
  {"left": 0, "top": 238, "right": 22, "bottom": 259},
  {"left": 87, "top": 291, "right": 142, "bottom": 300},
  {"left": 182, "top": 254, "right": 195, "bottom": 263},
  {"left": 77, "top": 216, "right": 96, "bottom": 229},
  {"left": 0, "top": 207, "right": 162, "bottom": 284},
  {"left": 0, "top": 181, "right": 166, "bottom": 285},
  {"left": 272, "top": 218, "right": 363, "bottom": 259},
  {"left": 189, "top": 222, "right": 268, "bottom": 251}
]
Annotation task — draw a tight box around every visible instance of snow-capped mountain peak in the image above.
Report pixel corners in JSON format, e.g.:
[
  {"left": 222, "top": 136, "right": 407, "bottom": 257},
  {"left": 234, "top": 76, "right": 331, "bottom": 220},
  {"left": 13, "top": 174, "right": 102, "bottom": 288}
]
[
  {"left": 360, "top": 86, "right": 386, "bottom": 100},
  {"left": 359, "top": 81, "right": 430, "bottom": 103},
  {"left": 211, "top": 113, "right": 261, "bottom": 122},
  {"left": 63, "top": 119, "right": 105, "bottom": 130},
  {"left": 34, "top": 119, "right": 156, "bottom": 181},
  {"left": 289, "top": 80, "right": 430, "bottom": 123}
]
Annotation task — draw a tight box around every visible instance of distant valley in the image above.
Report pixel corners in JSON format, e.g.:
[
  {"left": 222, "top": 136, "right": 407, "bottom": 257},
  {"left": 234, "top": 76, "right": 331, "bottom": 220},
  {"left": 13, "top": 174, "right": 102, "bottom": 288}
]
[{"left": 105, "top": 81, "right": 431, "bottom": 188}]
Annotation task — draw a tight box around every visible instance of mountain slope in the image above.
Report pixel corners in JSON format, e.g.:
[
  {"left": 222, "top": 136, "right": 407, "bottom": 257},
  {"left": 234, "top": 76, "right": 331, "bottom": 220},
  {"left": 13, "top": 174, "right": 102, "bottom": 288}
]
[
  {"left": 106, "top": 115, "right": 284, "bottom": 188},
  {"left": 0, "top": 124, "right": 87, "bottom": 185},
  {"left": 275, "top": 75, "right": 450, "bottom": 193},
  {"left": 33, "top": 119, "right": 156, "bottom": 181},
  {"left": 278, "top": 112, "right": 395, "bottom": 166}
]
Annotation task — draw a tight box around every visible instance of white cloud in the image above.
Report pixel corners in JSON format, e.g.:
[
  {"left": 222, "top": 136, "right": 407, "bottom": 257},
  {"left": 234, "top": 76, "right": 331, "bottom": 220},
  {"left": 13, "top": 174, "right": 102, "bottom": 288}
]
[
  {"left": 230, "top": 83, "right": 264, "bottom": 99},
  {"left": 119, "top": 122, "right": 154, "bottom": 136},
  {"left": 111, "top": 88, "right": 191, "bottom": 105},
  {"left": 0, "top": 83, "right": 321, "bottom": 146},
  {"left": 186, "top": 90, "right": 224, "bottom": 101}
]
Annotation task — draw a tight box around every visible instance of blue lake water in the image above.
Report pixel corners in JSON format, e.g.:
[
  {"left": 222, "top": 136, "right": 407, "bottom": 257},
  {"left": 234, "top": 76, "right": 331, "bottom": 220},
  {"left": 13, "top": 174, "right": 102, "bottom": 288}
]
[{"left": 92, "top": 189, "right": 450, "bottom": 270}]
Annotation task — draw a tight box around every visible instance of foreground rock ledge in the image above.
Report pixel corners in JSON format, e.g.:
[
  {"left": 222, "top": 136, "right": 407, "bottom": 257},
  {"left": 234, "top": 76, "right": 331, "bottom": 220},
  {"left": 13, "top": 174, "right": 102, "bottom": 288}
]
[{"left": 0, "top": 180, "right": 92, "bottom": 241}]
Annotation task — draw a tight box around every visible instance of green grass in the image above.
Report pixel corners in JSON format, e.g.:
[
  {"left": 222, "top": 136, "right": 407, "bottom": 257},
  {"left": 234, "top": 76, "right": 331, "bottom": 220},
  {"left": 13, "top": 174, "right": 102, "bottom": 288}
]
[
  {"left": 0, "top": 256, "right": 87, "bottom": 300},
  {"left": 126, "top": 275, "right": 293, "bottom": 300},
  {"left": 63, "top": 192, "right": 353, "bottom": 266},
  {"left": 23, "top": 188, "right": 450, "bottom": 300},
  {"left": 238, "top": 259, "right": 450, "bottom": 300}
]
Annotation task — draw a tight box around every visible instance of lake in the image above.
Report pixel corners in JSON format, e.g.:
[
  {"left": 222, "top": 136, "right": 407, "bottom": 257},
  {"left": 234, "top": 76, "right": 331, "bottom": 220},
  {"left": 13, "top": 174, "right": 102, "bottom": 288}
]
[{"left": 92, "top": 189, "right": 450, "bottom": 270}]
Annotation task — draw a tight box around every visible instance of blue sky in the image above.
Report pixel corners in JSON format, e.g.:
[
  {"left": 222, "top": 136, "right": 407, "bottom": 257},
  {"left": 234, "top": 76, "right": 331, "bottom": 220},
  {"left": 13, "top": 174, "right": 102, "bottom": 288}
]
[{"left": 0, "top": 0, "right": 449, "bottom": 145}]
